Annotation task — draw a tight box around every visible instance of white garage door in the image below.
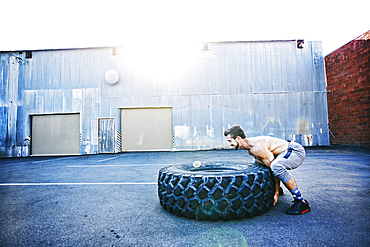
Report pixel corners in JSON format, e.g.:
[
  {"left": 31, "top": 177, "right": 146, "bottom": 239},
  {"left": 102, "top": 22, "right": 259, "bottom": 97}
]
[
  {"left": 121, "top": 108, "right": 172, "bottom": 151},
  {"left": 31, "top": 114, "right": 80, "bottom": 156}
]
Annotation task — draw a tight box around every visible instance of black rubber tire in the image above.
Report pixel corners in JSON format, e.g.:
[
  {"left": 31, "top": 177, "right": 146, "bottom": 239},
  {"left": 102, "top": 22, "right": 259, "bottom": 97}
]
[{"left": 158, "top": 162, "right": 276, "bottom": 220}]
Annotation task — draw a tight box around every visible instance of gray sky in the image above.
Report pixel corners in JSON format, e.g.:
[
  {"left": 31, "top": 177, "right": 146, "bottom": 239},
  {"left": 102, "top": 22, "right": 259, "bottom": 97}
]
[{"left": 1, "top": 0, "right": 369, "bottom": 55}]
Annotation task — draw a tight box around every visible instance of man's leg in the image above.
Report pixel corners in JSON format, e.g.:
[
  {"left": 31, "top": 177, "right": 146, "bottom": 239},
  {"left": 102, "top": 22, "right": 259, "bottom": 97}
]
[
  {"left": 284, "top": 177, "right": 304, "bottom": 201},
  {"left": 284, "top": 177, "right": 310, "bottom": 215},
  {"left": 284, "top": 177, "right": 303, "bottom": 200},
  {"left": 271, "top": 142, "right": 310, "bottom": 215},
  {"left": 284, "top": 177, "right": 297, "bottom": 190}
]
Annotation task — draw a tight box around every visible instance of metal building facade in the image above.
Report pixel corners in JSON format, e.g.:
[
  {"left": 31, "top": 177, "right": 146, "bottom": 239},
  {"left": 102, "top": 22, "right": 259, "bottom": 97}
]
[{"left": 0, "top": 40, "right": 329, "bottom": 157}]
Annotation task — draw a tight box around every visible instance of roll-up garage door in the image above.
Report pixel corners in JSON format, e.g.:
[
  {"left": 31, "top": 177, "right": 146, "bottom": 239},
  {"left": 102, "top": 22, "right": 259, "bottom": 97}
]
[
  {"left": 31, "top": 114, "right": 80, "bottom": 156},
  {"left": 121, "top": 108, "right": 172, "bottom": 151}
]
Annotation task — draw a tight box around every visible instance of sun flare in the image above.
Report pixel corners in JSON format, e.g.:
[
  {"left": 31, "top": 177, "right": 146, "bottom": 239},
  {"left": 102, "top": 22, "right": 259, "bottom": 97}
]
[{"left": 123, "top": 40, "right": 202, "bottom": 79}]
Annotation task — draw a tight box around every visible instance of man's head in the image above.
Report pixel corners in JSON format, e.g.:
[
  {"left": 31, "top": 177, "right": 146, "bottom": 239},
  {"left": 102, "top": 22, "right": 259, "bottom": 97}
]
[{"left": 224, "top": 125, "right": 246, "bottom": 150}]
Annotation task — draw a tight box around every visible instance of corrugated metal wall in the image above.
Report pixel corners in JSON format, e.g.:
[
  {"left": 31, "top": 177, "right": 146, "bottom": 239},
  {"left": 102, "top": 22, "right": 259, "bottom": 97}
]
[{"left": 0, "top": 40, "right": 329, "bottom": 157}]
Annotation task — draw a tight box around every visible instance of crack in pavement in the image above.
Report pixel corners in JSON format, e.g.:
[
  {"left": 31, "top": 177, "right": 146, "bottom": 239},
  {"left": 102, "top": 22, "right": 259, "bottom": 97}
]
[{"left": 111, "top": 212, "right": 143, "bottom": 247}]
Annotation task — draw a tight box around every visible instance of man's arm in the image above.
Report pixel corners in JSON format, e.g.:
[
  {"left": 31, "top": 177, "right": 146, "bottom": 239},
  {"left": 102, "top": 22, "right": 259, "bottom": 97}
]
[
  {"left": 262, "top": 154, "right": 274, "bottom": 167},
  {"left": 248, "top": 143, "right": 275, "bottom": 167},
  {"left": 257, "top": 145, "right": 275, "bottom": 167},
  {"left": 273, "top": 176, "right": 280, "bottom": 206}
]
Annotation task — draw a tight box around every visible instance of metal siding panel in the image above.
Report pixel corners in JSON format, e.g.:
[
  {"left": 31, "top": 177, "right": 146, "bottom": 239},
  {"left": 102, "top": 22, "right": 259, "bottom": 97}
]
[
  {"left": 252, "top": 93, "right": 265, "bottom": 136},
  {"left": 8, "top": 55, "right": 19, "bottom": 147},
  {"left": 192, "top": 94, "right": 211, "bottom": 149},
  {"left": 44, "top": 90, "right": 53, "bottom": 113},
  {"left": 274, "top": 93, "right": 288, "bottom": 139},
  {"left": 240, "top": 94, "right": 255, "bottom": 137},
  {"left": 0, "top": 54, "right": 9, "bottom": 148},
  {"left": 41, "top": 52, "right": 50, "bottom": 89},
  {"left": 91, "top": 118, "right": 98, "bottom": 150},
  {"left": 21, "top": 88, "right": 32, "bottom": 112},
  {"left": 260, "top": 94, "right": 285, "bottom": 139},
  {"left": 108, "top": 97, "right": 117, "bottom": 118},
  {"left": 61, "top": 51, "right": 71, "bottom": 89},
  {"left": 68, "top": 50, "right": 79, "bottom": 89},
  {"left": 16, "top": 105, "right": 26, "bottom": 146},
  {"left": 210, "top": 94, "right": 223, "bottom": 149},
  {"left": 91, "top": 88, "right": 100, "bottom": 119},
  {"left": 171, "top": 95, "right": 182, "bottom": 148},
  {"left": 52, "top": 90, "right": 61, "bottom": 113},
  {"left": 312, "top": 42, "right": 326, "bottom": 91},
  {"left": 81, "top": 88, "right": 92, "bottom": 153},
  {"left": 32, "top": 52, "right": 40, "bottom": 89},
  {"left": 0, "top": 106, "right": 8, "bottom": 147},
  {"left": 222, "top": 94, "right": 244, "bottom": 135},
  {"left": 34, "top": 90, "right": 44, "bottom": 114},
  {"left": 72, "top": 89, "right": 82, "bottom": 112},
  {"left": 52, "top": 51, "right": 61, "bottom": 89},
  {"left": 101, "top": 96, "right": 110, "bottom": 118},
  {"left": 179, "top": 95, "right": 192, "bottom": 149},
  {"left": 1, "top": 41, "right": 330, "bottom": 156},
  {"left": 79, "top": 50, "right": 89, "bottom": 90}
]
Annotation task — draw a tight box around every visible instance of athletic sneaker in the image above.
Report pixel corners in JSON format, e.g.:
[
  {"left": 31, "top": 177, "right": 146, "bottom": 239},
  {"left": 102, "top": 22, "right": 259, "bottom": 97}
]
[{"left": 285, "top": 199, "right": 310, "bottom": 215}]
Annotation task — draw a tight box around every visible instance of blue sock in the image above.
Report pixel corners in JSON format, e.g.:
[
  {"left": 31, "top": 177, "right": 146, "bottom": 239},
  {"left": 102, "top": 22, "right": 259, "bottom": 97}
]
[{"left": 290, "top": 187, "right": 303, "bottom": 201}]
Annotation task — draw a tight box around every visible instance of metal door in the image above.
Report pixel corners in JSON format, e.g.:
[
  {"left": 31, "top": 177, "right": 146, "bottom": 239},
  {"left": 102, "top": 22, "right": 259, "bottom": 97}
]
[
  {"left": 98, "top": 118, "right": 115, "bottom": 153},
  {"left": 121, "top": 107, "right": 172, "bottom": 151},
  {"left": 31, "top": 114, "right": 80, "bottom": 156}
]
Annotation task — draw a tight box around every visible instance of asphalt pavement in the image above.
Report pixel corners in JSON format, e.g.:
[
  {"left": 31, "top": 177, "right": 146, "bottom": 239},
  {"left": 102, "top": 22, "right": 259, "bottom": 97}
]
[{"left": 0, "top": 146, "right": 369, "bottom": 247}]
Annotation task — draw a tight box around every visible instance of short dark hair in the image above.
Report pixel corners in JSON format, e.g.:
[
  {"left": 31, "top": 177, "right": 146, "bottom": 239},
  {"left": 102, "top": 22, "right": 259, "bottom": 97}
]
[{"left": 224, "top": 125, "right": 246, "bottom": 139}]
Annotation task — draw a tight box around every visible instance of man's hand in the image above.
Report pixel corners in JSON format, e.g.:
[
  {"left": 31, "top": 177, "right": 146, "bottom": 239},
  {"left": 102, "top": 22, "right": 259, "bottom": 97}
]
[
  {"left": 251, "top": 154, "right": 264, "bottom": 164},
  {"left": 273, "top": 176, "right": 281, "bottom": 206},
  {"left": 273, "top": 191, "right": 279, "bottom": 206}
]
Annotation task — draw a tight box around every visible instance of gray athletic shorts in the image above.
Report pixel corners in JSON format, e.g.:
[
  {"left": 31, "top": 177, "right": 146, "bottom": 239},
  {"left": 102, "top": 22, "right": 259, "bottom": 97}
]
[{"left": 270, "top": 141, "right": 306, "bottom": 183}]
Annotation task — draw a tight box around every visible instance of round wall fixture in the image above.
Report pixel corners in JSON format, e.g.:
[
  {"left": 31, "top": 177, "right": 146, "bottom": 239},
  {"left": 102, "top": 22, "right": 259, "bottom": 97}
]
[{"left": 105, "top": 69, "right": 119, "bottom": 84}]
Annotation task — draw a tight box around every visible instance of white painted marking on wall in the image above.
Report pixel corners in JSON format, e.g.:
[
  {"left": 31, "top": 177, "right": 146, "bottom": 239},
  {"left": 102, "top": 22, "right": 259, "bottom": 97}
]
[{"left": 175, "top": 125, "right": 190, "bottom": 139}]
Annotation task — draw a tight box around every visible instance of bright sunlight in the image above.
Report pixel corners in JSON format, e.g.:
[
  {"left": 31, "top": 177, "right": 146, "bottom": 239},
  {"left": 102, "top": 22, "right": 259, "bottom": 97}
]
[{"left": 122, "top": 39, "right": 202, "bottom": 80}]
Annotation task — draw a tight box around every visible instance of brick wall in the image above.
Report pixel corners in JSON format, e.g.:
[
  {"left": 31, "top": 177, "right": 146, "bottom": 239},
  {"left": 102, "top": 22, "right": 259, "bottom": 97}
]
[{"left": 325, "top": 31, "right": 370, "bottom": 146}]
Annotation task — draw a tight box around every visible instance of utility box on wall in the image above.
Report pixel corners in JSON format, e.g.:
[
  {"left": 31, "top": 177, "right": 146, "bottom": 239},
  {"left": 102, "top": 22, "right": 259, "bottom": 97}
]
[{"left": 0, "top": 40, "right": 329, "bottom": 157}]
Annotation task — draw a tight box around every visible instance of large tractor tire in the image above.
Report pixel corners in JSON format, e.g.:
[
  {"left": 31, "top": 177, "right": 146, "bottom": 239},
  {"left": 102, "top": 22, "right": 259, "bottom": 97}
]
[{"left": 158, "top": 162, "right": 276, "bottom": 220}]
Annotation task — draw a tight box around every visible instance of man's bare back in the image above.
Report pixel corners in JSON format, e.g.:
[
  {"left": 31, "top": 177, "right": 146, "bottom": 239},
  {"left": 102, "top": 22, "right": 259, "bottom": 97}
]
[
  {"left": 247, "top": 136, "right": 289, "bottom": 164},
  {"left": 227, "top": 135, "right": 289, "bottom": 167}
]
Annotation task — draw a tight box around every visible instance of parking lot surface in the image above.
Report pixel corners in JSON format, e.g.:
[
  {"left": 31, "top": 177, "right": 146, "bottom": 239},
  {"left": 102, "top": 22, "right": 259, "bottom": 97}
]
[{"left": 1, "top": 146, "right": 369, "bottom": 246}]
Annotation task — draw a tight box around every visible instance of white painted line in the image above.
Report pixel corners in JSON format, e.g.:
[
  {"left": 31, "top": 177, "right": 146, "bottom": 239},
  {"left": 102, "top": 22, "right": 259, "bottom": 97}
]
[
  {"left": 96, "top": 156, "right": 121, "bottom": 163},
  {"left": 66, "top": 163, "right": 174, "bottom": 168},
  {"left": 0, "top": 182, "right": 157, "bottom": 186},
  {"left": 32, "top": 157, "right": 74, "bottom": 164},
  {"left": 66, "top": 165, "right": 142, "bottom": 167}
]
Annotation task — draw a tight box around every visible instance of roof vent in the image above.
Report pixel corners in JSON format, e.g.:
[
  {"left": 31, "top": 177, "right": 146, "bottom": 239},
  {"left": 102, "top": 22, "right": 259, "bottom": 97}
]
[
  {"left": 297, "top": 40, "right": 304, "bottom": 49},
  {"left": 202, "top": 43, "right": 210, "bottom": 51},
  {"left": 26, "top": 51, "right": 32, "bottom": 59}
]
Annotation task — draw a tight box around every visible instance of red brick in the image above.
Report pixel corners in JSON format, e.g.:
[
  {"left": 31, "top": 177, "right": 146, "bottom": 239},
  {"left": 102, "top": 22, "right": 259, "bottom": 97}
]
[{"left": 325, "top": 31, "right": 370, "bottom": 146}]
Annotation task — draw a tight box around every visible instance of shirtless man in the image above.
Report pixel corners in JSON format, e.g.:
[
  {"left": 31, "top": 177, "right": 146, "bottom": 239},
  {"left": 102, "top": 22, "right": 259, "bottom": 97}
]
[{"left": 224, "top": 125, "right": 310, "bottom": 215}]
